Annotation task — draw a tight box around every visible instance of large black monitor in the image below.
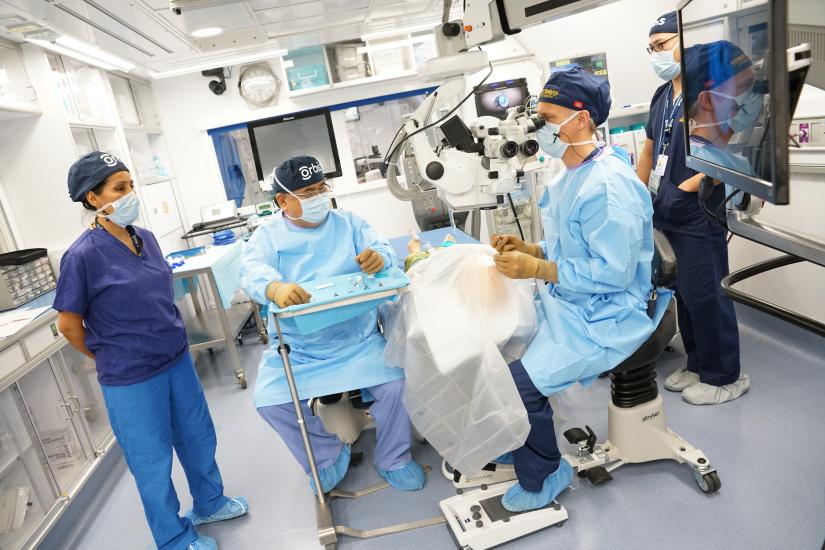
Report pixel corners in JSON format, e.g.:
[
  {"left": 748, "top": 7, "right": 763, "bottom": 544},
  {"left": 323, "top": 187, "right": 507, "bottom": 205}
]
[
  {"left": 247, "top": 108, "right": 342, "bottom": 182},
  {"left": 678, "top": 0, "right": 809, "bottom": 205},
  {"left": 474, "top": 78, "right": 529, "bottom": 119}
]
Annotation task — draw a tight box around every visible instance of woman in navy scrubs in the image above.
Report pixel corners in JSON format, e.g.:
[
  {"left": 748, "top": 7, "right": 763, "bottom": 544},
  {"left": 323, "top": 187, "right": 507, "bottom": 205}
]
[
  {"left": 637, "top": 13, "right": 748, "bottom": 405},
  {"left": 54, "top": 152, "right": 248, "bottom": 550}
]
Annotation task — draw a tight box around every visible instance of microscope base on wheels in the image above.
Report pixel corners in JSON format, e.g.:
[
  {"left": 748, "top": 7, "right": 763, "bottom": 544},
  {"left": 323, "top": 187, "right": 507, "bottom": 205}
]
[{"left": 440, "top": 481, "right": 567, "bottom": 550}]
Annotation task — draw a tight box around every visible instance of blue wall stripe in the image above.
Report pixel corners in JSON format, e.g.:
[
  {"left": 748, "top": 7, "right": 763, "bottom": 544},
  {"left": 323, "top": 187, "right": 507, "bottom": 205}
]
[{"left": 206, "top": 86, "right": 437, "bottom": 137}]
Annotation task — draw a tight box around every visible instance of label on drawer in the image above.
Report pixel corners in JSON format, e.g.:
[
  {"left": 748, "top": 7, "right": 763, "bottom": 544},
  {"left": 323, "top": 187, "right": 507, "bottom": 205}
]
[
  {"left": 0, "top": 344, "right": 25, "bottom": 380},
  {"left": 24, "top": 322, "right": 61, "bottom": 358}
]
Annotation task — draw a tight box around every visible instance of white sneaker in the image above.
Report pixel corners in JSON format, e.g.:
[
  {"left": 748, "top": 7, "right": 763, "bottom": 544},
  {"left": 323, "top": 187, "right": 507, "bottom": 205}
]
[
  {"left": 664, "top": 367, "right": 700, "bottom": 392},
  {"left": 682, "top": 374, "right": 750, "bottom": 405}
]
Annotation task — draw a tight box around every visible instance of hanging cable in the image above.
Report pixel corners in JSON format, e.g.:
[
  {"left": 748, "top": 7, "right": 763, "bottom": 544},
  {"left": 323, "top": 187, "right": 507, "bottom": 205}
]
[{"left": 507, "top": 192, "right": 525, "bottom": 241}]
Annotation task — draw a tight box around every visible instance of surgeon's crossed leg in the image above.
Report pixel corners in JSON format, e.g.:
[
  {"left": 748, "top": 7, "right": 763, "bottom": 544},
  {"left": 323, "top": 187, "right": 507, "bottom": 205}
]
[{"left": 257, "top": 378, "right": 425, "bottom": 494}]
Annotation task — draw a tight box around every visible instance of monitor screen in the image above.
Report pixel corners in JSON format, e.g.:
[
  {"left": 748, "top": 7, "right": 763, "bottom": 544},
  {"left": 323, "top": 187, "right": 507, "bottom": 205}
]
[
  {"left": 247, "top": 109, "right": 342, "bottom": 182},
  {"left": 548, "top": 52, "right": 608, "bottom": 78},
  {"left": 475, "top": 78, "right": 529, "bottom": 119},
  {"left": 679, "top": 0, "right": 793, "bottom": 204}
]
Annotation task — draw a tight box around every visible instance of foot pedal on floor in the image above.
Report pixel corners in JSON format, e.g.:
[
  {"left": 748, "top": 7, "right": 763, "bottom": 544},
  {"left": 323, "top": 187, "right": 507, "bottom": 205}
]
[
  {"left": 350, "top": 451, "right": 364, "bottom": 467},
  {"left": 583, "top": 466, "right": 613, "bottom": 485}
]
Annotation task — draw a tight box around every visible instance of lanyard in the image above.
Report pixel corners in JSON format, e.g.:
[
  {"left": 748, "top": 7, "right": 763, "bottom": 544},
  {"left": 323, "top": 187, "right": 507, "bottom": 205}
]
[
  {"left": 657, "top": 83, "right": 683, "bottom": 158},
  {"left": 95, "top": 219, "right": 143, "bottom": 255}
]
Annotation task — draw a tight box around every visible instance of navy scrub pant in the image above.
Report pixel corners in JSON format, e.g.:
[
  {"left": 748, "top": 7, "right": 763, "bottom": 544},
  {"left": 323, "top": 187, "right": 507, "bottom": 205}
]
[
  {"left": 508, "top": 360, "right": 561, "bottom": 492},
  {"left": 101, "top": 353, "right": 229, "bottom": 550},
  {"left": 664, "top": 229, "right": 741, "bottom": 386}
]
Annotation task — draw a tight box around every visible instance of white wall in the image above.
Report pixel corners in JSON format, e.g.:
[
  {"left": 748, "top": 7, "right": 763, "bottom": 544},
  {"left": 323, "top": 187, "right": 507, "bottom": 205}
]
[{"left": 514, "top": 0, "right": 674, "bottom": 107}]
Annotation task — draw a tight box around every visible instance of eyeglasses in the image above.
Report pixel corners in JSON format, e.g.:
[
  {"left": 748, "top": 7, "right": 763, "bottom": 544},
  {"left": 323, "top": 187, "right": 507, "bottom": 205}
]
[
  {"left": 646, "top": 35, "right": 678, "bottom": 54},
  {"left": 294, "top": 183, "right": 331, "bottom": 199}
]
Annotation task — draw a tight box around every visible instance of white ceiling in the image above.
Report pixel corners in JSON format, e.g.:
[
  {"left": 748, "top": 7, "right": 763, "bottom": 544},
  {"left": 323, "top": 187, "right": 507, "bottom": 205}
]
[{"left": 0, "top": 0, "right": 457, "bottom": 75}]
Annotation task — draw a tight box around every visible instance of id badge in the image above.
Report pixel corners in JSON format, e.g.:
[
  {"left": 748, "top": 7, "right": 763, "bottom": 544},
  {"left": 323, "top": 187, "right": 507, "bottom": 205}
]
[
  {"left": 655, "top": 154, "right": 668, "bottom": 176},
  {"left": 648, "top": 172, "right": 661, "bottom": 196}
]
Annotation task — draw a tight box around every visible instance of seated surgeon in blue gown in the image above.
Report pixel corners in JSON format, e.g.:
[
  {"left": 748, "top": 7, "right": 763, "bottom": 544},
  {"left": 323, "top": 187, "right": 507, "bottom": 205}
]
[
  {"left": 490, "top": 68, "right": 661, "bottom": 512},
  {"left": 240, "top": 156, "right": 425, "bottom": 494},
  {"left": 55, "top": 152, "right": 247, "bottom": 550}
]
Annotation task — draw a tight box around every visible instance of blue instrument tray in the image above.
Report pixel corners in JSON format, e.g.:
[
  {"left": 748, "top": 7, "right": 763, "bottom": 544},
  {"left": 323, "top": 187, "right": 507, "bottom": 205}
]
[{"left": 271, "top": 267, "right": 409, "bottom": 335}]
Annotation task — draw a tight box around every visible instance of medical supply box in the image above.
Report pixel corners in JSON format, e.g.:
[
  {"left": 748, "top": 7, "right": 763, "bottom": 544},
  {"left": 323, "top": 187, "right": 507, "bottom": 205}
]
[{"left": 0, "top": 248, "right": 57, "bottom": 311}]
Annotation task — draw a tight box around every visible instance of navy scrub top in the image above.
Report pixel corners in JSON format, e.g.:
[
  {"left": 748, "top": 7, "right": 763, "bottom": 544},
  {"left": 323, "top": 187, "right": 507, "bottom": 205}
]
[
  {"left": 54, "top": 224, "right": 188, "bottom": 386},
  {"left": 645, "top": 81, "right": 725, "bottom": 236}
]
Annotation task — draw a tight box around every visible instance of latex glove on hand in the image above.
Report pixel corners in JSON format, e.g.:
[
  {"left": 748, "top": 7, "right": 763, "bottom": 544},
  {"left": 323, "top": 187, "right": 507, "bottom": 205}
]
[
  {"left": 267, "top": 282, "right": 311, "bottom": 308},
  {"left": 491, "top": 234, "right": 543, "bottom": 258},
  {"left": 356, "top": 248, "right": 384, "bottom": 275},
  {"left": 494, "top": 251, "right": 556, "bottom": 281}
]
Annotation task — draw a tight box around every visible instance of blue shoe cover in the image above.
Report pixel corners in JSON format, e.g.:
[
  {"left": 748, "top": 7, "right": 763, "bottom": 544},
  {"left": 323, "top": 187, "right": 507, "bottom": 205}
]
[
  {"left": 501, "top": 459, "right": 573, "bottom": 512},
  {"left": 310, "top": 444, "right": 351, "bottom": 495},
  {"left": 187, "top": 535, "right": 217, "bottom": 550},
  {"left": 185, "top": 496, "right": 248, "bottom": 526},
  {"left": 377, "top": 460, "right": 426, "bottom": 491},
  {"left": 494, "top": 452, "right": 515, "bottom": 465}
]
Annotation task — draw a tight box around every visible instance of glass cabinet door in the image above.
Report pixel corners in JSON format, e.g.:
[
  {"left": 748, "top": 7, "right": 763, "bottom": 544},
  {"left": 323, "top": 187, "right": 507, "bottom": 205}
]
[
  {"left": 130, "top": 81, "right": 161, "bottom": 127},
  {"left": 52, "top": 347, "right": 111, "bottom": 452},
  {"left": 45, "top": 54, "right": 79, "bottom": 120},
  {"left": 63, "top": 59, "right": 111, "bottom": 124},
  {"left": 0, "top": 388, "right": 57, "bottom": 549},
  {"left": 16, "top": 360, "right": 92, "bottom": 495},
  {"left": 108, "top": 75, "right": 141, "bottom": 126}
]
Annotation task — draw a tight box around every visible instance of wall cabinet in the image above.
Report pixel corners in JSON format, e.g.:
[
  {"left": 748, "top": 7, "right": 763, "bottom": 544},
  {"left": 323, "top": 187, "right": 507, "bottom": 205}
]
[{"left": 0, "top": 311, "right": 114, "bottom": 549}]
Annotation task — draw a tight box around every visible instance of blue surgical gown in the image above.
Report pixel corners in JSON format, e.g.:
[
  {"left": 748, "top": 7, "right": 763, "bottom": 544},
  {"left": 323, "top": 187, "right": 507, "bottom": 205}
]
[
  {"left": 240, "top": 210, "right": 404, "bottom": 407},
  {"left": 521, "top": 147, "right": 662, "bottom": 395}
]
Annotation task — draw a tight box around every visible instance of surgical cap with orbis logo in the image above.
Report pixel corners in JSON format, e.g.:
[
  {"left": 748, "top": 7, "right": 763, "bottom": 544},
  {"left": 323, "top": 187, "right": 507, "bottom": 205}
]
[{"left": 275, "top": 155, "right": 325, "bottom": 192}]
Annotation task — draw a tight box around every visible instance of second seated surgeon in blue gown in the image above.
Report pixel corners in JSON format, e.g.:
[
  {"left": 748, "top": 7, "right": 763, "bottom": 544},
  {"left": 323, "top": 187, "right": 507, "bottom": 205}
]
[
  {"left": 492, "top": 67, "right": 669, "bottom": 513},
  {"left": 240, "top": 155, "right": 424, "bottom": 495}
]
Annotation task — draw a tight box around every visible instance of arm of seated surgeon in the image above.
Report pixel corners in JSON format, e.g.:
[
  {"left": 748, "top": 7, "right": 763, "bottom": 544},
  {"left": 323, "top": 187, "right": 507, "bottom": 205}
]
[
  {"left": 241, "top": 220, "right": 290, "bottom": 305},
  {"left": 352, "top": 213, "right": 398, "bottom": 274},
  {"left": 556, "top": 197, "right": 642, "bottom": 294},
  {"left": 491, "top": 234, "right": 545, "bottom": 259},
  {"left": 57, "top": 311, "right": 95, "bottom": 360},
  {"left": 636, "top": 138, "right": 654, "bottom": 186},
  {"left": 494, "top": 251, "right": 558, "bottom": 283},
  {"left": 266, "top": 282, "right": 311, "bottom": 308}
]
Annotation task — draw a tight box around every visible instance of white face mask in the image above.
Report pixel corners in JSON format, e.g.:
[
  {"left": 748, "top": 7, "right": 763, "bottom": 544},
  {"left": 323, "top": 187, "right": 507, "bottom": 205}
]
[
  {"left": 690, "top": 88, "right": 763, "bottom": 135},
  {"left": 650, "top": 44, "right": 680, "bottom": 81},
  {"left": 536, "top": 111, "right": 598, "bottom": 159}
]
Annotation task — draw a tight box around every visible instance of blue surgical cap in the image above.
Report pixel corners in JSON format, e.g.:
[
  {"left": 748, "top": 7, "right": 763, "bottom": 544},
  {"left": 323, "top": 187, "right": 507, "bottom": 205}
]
[
  {"left": 650, "top": 11, "right": 678, "bottom": 36},
  {"left": 684, "top": 41, "right": 753, "bottom": 109},
  {"left": 274, "top": 155, "right": 325, "bottom": 193},
  {"left": 67, "top": 151, "right": 129, "bottom": 202},
  {"left": 538, "top": 66, "right": 612, "bottom": 126}
]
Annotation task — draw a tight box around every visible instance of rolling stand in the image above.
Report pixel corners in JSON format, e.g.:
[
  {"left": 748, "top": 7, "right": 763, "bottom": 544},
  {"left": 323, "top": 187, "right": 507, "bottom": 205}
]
[{"left": 271, "top": 274, "right": 446, "bottom": 548}]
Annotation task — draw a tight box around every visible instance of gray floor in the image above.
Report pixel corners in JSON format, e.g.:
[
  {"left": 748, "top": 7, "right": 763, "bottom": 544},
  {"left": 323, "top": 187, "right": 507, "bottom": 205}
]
[{"left": 69, "top": 305, "right": 825, "bottom": 550}]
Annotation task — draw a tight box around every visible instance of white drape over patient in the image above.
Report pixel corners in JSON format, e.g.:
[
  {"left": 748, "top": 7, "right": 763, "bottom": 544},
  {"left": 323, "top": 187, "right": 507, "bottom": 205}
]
[{"left": 382, "top": 244, "right": 537, "bottom": 475}]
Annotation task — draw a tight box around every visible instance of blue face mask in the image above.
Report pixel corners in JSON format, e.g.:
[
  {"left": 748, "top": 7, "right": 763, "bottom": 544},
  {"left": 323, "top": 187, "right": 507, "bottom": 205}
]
[
  {"left": 293, "top": 192, "right": 331, "bottom": 224},
  {"left": 98, "top": 191, "right": 140, "bottom": 227},
  {"left": 650, "top": 47, "right": 680, "bottom": 81},
  {"left": 274, "top": 172, "right": 331, "bottom": 224},
  {"left": 536, "top": 111, "right": 596, "bottom": 159}
]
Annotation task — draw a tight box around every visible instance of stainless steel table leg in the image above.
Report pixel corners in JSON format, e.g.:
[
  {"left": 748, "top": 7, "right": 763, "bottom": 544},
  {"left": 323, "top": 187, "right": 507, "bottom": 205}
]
[
  {"left": 272, "top": 315, "right": 335, "bottom": 547},
  {"left": 252, "top": 302, "right": 267, "bottom": 344},
  {"left": 189, "top": 276, "right": 203, "bottom": 317},
  {"left": 205, "top": 270, "right": 244, "bottom": 386}
]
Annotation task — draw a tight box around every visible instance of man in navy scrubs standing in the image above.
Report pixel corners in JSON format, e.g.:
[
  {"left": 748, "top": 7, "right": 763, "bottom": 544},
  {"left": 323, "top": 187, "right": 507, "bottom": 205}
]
[{"left": 636, "top": 12, "right": 749, "bottom": 405}]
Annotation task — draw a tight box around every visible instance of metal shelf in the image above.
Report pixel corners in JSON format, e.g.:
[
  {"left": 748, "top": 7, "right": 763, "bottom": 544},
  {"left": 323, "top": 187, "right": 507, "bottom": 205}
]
[{"left": 186, "top": 303, "right": 255, "bottom": 352}]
